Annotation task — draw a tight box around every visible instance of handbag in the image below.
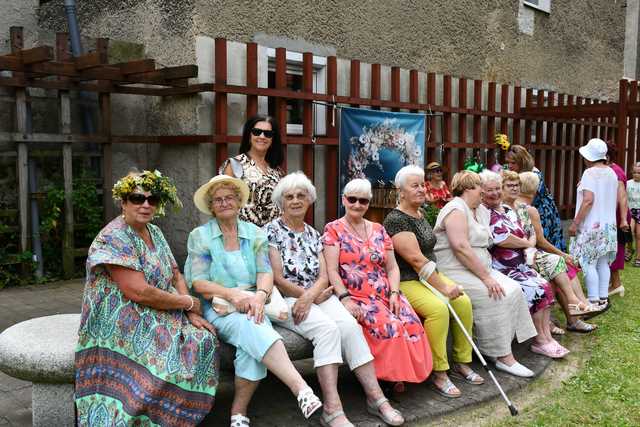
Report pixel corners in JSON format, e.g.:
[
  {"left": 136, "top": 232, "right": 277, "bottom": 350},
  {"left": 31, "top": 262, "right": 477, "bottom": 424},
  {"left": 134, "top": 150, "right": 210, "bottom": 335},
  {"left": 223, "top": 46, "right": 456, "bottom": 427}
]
[
  {"left": 617, "top": 228, "right": 633, "bottom": 244},
  {"left": 212, "top": 285, "right": 288, "bottom": 321}
]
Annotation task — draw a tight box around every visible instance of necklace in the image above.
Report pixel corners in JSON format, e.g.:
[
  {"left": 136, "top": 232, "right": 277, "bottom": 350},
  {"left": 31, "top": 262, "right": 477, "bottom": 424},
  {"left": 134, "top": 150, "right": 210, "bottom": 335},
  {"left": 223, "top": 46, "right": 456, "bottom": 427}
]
[
  {"left": 345, "top": 217, "right": 368, "bottom": 241},
  {"left": 344, "top": 217, "right": 382, "bottom": 264}
]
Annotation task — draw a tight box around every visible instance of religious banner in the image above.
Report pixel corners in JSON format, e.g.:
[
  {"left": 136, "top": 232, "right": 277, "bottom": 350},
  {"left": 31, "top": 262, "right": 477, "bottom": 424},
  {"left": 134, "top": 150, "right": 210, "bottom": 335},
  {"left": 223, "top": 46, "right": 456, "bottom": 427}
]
[{"left": 339, "top": 107, "right": 425, "bottom": 211}]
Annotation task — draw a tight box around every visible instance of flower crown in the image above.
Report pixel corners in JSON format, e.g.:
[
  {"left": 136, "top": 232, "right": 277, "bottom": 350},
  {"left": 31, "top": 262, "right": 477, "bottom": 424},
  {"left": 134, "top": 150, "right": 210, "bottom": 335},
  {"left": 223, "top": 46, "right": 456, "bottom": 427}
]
[{"left": 112, "top": 170, "right": 183, "bottom": 217}]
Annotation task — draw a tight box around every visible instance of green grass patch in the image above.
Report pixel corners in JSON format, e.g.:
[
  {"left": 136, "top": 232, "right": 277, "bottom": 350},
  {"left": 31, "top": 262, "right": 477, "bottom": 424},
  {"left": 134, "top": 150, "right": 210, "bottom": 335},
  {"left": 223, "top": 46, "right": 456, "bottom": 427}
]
[{"left": 490, "top": 265, "right": 640, "bottom": 426}]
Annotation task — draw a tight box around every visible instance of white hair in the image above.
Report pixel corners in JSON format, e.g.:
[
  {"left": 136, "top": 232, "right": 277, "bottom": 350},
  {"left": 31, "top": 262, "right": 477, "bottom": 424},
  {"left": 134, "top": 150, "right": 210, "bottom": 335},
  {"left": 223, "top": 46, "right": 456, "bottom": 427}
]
[
  {"left": 343, "top": 178, "right": 372, "bottom": 198},
  {"left": 271, "top": 171, "right": 317, "bottom": 209},
  {"left": 479, "top": 169, "right": 502, "bottom": 186},
  {"left": 394, "top": 165, "right": 425, "bottom": 189}
]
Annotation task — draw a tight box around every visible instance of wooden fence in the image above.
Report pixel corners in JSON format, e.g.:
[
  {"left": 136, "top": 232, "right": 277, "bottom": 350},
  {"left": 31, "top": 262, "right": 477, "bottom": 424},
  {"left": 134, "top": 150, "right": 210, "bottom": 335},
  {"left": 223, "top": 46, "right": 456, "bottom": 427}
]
[{"left": 2, "top": 32, "right": 639, "bottom": 279}]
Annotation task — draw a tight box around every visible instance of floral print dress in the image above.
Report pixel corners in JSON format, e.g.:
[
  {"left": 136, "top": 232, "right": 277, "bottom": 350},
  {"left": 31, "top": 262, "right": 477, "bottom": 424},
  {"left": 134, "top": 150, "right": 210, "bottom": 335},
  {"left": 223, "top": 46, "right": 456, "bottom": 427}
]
[
  {"left": 75, "top": 216, "right": 219, "bottom": 427},
  {"left": 322, "top": 219, "right": 432, "bottom": 382},
  {"left": 532, "top": 168, "right": 566, "bottom": 252},
  {"left": 487, "top": 205, "right": 555, "bottom": 314},
  {"left": 220, "top": 153, "right": 284, "bottom": 226}
]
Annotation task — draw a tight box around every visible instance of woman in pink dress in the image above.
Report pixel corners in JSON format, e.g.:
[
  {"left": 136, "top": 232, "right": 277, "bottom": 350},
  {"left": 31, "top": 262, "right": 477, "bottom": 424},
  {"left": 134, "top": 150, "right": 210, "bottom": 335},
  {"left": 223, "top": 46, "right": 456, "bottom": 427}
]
[{"left": 323, "top": 179, "right": 432, "bottom": 387}]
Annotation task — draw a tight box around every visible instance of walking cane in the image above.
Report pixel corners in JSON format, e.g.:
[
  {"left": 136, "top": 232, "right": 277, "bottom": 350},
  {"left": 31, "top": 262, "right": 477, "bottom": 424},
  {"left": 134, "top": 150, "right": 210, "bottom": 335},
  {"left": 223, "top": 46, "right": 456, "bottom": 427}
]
[{"left": 418, "top": 278, "right": 519, "bottom": 416}]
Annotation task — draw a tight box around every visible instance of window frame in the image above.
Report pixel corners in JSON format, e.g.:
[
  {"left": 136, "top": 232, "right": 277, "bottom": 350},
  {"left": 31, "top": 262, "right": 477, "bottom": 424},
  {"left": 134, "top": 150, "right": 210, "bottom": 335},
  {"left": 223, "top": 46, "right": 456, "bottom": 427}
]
[{"left": 523, "top": 0, "right": 551, "bottom": 14}]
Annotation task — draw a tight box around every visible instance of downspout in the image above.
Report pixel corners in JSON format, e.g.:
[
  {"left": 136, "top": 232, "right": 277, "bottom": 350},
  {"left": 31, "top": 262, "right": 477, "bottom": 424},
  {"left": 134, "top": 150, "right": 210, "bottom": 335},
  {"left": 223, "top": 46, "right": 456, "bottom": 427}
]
[{"left": 27, "top": 115, "right": 44, "bottom": 279}]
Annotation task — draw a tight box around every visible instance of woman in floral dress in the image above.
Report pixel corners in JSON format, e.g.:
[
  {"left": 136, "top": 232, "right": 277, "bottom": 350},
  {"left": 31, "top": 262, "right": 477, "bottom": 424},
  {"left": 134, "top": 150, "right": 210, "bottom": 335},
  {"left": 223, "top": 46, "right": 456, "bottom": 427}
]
[
  {"left": 75, "top": 170, "right": 219, "bottom": 427},
  {"left": 479, "top": 170, "right": 568, "bottom": 359},
  {"left": 221, "top": 115, "right": 285, "bottom": 226},
  {"left": 323, "top": 178, "right": 432, "bottom": 385},
  {"left": 506, "top": 145, "right": 566, "bottom": 252}
]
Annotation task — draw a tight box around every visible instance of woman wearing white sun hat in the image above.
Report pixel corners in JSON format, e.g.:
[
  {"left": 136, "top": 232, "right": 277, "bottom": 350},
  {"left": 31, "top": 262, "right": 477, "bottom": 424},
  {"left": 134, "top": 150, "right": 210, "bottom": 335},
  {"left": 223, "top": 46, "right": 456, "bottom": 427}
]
[{"left": 569, "top": 138, "right": 619, "bottom": 308}]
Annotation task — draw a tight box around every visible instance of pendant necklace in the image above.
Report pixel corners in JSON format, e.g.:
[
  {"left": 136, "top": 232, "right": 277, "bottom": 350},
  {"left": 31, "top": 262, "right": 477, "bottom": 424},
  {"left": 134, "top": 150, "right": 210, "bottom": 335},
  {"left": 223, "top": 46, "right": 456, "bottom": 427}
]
[{"left": 345, "top": 217, "right": 381, "bottom": 263}]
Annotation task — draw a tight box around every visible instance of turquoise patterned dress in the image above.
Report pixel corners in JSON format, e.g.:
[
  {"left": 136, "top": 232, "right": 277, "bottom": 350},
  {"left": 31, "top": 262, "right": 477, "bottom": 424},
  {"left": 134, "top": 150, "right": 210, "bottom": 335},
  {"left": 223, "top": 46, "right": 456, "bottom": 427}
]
[{"left": 75, "top": 216, "right": 219, "bottom": 426}]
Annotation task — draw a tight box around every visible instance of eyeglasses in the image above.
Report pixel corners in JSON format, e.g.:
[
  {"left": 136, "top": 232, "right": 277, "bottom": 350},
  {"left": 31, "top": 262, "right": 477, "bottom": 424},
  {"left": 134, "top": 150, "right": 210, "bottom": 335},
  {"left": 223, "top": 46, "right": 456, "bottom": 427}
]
[
  {"left": 127, "top": 193, "right": 160, "bottom": 206},
  {"left": 212, "top": 195, "right": 237, "bottom": 206},
  {"left": 250, "top": 128, "right": 274, "bottom": 138},
  {"left": 504, "top": 183, "right": 520, "bottom": 189},
  {"left": 284, "top": 192, "right": 308, "bottom": 201},
  {"left": 345, "top": 196, "right": 370, "bottom": 205}
]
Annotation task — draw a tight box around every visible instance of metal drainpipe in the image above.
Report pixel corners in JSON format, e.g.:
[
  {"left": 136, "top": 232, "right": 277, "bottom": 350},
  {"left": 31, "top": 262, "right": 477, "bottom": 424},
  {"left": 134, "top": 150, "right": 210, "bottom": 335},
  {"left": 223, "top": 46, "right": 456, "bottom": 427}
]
[{"left": 26, "top": 110, "right": 44, "bottom": 279}]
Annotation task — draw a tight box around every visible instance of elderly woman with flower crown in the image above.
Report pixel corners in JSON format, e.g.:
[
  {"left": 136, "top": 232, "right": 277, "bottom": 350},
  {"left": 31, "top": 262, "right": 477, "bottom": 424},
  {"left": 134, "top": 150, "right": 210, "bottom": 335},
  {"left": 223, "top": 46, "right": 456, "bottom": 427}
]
[
  {"left": 185, "top": 175, "right": 323, "bottom": 426},
  {"left": 75, "top": 170, "right": 220, "bottom": 427},
  {"left": 265, "top": 171, "right": 404, "bottom": 427}
]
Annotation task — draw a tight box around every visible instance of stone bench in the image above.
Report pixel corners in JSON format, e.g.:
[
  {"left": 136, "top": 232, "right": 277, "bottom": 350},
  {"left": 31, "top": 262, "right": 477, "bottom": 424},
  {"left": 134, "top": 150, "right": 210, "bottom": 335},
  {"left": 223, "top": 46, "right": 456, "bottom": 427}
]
[{"left": 0, "top": 313, "right": 313, "bottom": 427}]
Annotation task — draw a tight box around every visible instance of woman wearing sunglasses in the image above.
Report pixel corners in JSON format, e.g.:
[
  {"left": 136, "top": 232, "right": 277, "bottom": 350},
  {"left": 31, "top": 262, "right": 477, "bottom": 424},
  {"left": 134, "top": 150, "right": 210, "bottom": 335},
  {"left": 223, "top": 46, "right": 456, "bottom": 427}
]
[
  {"left": 75, "top": 170, "right": 220, "bottom": 426},
  {"left": 221, "top": 115, "right": 285, "bottom": 226},
  {"left": 424, "top": 161, "right": 452, "bottom": 209},
  {"left": 323, "top": 179, "right": 432, "bottom": 393}
]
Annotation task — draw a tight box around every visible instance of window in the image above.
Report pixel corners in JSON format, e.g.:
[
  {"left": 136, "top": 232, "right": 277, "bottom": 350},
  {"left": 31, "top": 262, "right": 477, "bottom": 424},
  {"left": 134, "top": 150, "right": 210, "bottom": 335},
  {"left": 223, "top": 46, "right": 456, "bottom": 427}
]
[
  {"left": 523, "top": 0, "right": 551, "bottom": 13},
  {"left": 266, "top": 48, "right": 327, "bottom": 135}
]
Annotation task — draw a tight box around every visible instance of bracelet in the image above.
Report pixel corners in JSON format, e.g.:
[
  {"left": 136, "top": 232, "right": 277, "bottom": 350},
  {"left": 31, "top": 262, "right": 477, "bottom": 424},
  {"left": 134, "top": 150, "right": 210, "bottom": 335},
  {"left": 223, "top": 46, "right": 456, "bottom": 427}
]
[
  {"left": 390, "top": 290, "right": 400, "bottom": 296},
  {"left": 185, "top": 295, "right": 194, "bottom": 312},
  {"left": 338, "top": 292, "right": 351, "bottom": 301},
  {"left": 256, "top": 289, "right": 269, "bottom": 298}
]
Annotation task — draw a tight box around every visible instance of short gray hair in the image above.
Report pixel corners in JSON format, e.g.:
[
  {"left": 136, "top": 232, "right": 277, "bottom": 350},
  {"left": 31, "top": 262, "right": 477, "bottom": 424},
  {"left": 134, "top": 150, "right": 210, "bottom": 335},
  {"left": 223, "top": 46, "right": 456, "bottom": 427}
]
[
  {"left": 394, "top": 165, "right": 425, "bottom": 189},
  {"left": 271, "top": 171, "right": 317, "bottom": 209},
  {"left": 479, "top": 169, "right": 502, "bottom": 186},
  {"left": 343, "top": 178, "right": 372, "bottom": 198}
]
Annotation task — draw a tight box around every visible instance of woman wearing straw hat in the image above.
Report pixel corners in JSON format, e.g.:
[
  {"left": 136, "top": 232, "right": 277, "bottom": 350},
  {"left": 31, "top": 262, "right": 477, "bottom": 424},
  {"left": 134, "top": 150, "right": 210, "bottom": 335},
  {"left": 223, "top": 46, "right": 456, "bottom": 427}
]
[
  {"left": 569, "top": 138, "right": 619, "bottom": 308},
  {"left": 185, "top": 175, "right": 322, "bottom": 426}
]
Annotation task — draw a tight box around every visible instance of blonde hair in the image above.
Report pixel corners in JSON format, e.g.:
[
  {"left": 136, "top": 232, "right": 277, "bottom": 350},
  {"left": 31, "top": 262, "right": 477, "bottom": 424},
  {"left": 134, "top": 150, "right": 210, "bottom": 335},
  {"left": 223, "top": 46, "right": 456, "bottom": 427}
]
[
  {"left": 450, "top": 171, "right": 481, "bottom": 197},
  {"left": 518, "top": 172, "right": 540, "bottom": 196},
  {"left": 506, "top": 145, "right": 535, "bottom": 172},
  {"left": 501, "top": 169, "right": 520, "bottom": 184}
]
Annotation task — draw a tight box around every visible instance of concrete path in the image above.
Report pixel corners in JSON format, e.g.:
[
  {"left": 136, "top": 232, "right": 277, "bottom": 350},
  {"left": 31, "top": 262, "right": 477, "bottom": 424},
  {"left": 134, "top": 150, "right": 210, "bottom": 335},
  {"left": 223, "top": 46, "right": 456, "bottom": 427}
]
[{"left": 0, "top": 279, "right": 552, "bottom": 426}]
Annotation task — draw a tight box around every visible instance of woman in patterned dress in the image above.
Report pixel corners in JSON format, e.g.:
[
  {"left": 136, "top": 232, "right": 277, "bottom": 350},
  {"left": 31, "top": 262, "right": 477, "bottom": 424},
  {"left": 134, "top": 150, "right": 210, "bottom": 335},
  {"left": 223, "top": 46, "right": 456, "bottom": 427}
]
[
  {"left": 323, "top": 178, "right": 432, "bottom": 388},
  {"left": 75, "top": 170, "right": 219, "bottom": 427},
  {"left": 221, "top": 115, "right": 285, "bottom": 226},
  {"left": 479, "top": 170, "right": 568, "bottom": 359},
  {"left": 265, "top": 171, "right": 404, "bottom": 427},
  {"left": 424, "top": 161, "right": 452, "bottom": 209},
  {"left": 506, "top": 145, "right": 566, "bottom": 252}
]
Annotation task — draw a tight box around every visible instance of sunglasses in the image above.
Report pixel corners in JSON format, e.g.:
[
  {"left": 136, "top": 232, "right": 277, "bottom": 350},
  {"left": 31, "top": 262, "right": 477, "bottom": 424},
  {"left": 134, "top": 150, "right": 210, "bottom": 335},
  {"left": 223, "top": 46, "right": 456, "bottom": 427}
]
[
  {"left": 345, "top": 196, "right": 370, "bottom": 205},
  {"left": 250, "top": 128, "right": 274, "bottom": 138},
  {"left": 127, "top": 193, "right": 160, "bottom": 206},
  {"left": 430, "top": 168, "right": 443, "bottom": 173}
]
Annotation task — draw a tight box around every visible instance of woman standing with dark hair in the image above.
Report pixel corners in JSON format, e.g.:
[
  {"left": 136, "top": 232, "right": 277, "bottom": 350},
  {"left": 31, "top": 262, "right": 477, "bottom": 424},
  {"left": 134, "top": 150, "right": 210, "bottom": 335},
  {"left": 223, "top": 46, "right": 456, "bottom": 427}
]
[
  {"left": 505, "top": 145, "right": 565, "bottom": 252},
  {"left": 221, "top": 115, "right": 285, "bottom": 226}
]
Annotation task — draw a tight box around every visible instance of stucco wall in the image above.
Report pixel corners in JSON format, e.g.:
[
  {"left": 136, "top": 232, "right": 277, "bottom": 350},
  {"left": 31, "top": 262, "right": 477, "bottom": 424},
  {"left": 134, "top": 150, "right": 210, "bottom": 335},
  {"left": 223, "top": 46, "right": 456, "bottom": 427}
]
[{"left": 38, "top": 0, "right": 626, "bottom": 99}]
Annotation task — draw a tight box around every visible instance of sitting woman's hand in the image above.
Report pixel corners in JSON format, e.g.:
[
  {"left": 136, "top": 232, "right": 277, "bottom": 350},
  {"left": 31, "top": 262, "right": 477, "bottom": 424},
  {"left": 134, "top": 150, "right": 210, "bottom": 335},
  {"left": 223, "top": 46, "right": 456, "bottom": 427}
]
[
  {"left": 229, "top": 290, "right": 252, "bottom": 313},
  {"left": 482, "top": 276, "right": 506, "bottom": 300},
  {"left": 188, "top": 297, "right": 203, "bottom": 316},
  {"left": 186, "top": 311, "right": 216, "bottom": 334},
  {"left": 443, "top": 284, "right": 464, "bottom": 300},
  {"left": 246, "top": 292, "right": 266, "bottom": 324},
  {"left": 293, "top": 292, "right": 314, "bottom": 325},
  {"left": 342, "top": 296, "right": 364, "bottom": 321},
  {"left": 313, "top": 286, "right": 334, "bottom": 305},
  {"left": 389, "top": 292, "right": 401, "bottom": 317},
  {"left": 562, "top": 253, "right": 576, "bottom": 267}
]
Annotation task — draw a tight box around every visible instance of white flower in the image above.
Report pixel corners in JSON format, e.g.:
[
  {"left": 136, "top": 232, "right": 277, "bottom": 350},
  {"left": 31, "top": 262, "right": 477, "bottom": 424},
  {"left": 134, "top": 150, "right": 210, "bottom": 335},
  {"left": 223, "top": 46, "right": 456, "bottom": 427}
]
[{"left": 154, "top": 169, "right": 162, "bottom": 177}]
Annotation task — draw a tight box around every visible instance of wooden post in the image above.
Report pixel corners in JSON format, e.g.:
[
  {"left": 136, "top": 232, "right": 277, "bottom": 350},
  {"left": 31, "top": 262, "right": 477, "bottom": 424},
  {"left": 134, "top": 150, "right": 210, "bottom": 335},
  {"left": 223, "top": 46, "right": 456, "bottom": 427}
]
[
  {"left": 302, "top": 52, "right": 314, "bottom": 224},
  {"left": 458, "top": 78, "right": 468, "bottom": 170},
  {"left": 100, "top": 93, "right": 113, "bottom": 221},
  {"left": 11, "top": 27, "right": 30, "bottom": 257},
  {"left": 617, "top": 79, "right": 630, "bottom": 170},
  {"left": 325, "top": 56, "right": 338, "bottom": 221}
]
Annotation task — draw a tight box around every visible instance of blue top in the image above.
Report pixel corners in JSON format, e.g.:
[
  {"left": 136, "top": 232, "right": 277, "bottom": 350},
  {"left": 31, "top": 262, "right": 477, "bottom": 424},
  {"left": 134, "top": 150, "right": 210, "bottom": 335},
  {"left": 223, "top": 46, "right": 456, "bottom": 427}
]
[{"left": 184, "top": 218, "right": 272, "bottom": 313}]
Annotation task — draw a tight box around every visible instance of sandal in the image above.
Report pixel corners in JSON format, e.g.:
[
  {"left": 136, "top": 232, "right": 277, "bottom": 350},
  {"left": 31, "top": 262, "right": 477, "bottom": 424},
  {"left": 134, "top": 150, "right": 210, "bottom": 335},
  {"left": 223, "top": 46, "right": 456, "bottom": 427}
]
[
  {"left": 230, "top": 414, "right": 250, "bottom": 427},
  {"left": 320, "top": 410, "right": 354, "bottom": 427},
  {"left": 625, "top": 248, "right": 634, "bottom": 262},
  {"left": 567, "top": 302, "right": 596, "bottom": 317},
  {"left": 634, "top": 259, "right": 640, "bottom": 267},
  {"left": 530, "top": 341, "right": 567, "bottom": 359},
  {"left": 297, "top": 387, "right": 322, "bottom": 419},
  {"left": 430, "top": 376, "right": 461, "bottom": 398},
  {"left": 550, "top": 339, "right": 570, "bottom": 357},
  {"left": 566, "top": 319, "right": 598, "bottom": 333},
  {"left": 550, "top": 324, "right": 566, "bottom": 335},
  {"left": 450, "top": 364, "right": 485, "bottom": 385},
  {"left": 366, "top": 397, "right": 405, "bottom": 426}
]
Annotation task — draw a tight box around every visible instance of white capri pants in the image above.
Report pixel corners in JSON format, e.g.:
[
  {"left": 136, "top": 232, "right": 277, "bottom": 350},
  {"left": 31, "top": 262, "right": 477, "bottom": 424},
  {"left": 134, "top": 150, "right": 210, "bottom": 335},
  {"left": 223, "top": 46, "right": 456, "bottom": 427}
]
[{"left": 274, "top": 295, "right": 374, "bottom": 370}]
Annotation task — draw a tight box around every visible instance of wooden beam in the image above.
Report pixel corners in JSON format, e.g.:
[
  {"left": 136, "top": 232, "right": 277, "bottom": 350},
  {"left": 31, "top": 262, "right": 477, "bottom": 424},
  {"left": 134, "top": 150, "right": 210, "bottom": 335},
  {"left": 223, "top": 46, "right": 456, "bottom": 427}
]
[
  {"left": 18, "top": 46, "right": 54, "bottom": 64},
  {"left": 74, "top": 51, "right": 103, "bottom": 69},
  {"left": 60, "top": 90, "right": 75, "bottom": 278},
  {"left": 0, "top": 132, "right": 108, "bottom": 143},
  {"left": 113, "top": 59, "right": 155, "bottom": 75},
  {"left": 127, "top": 65, "right": 198, "bottom": 84}
]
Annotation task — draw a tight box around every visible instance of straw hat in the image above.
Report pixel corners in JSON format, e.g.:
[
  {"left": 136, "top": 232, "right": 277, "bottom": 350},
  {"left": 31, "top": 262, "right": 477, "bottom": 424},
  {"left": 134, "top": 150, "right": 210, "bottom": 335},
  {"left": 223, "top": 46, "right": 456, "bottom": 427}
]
[
  {"left": 426, "top": 161, "right": 442, "bottom": 171},
  {"left": 193, "top": 175, "right": 250, "bottom": 216},
  {"left": 579, "top": 138, "right": 608, "bottom": 162}
]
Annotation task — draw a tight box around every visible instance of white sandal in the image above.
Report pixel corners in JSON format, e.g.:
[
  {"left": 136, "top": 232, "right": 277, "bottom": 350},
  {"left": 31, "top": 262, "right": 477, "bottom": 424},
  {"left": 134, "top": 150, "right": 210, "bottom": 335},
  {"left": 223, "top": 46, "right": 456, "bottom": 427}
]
[
  {"left": 320, "top": 410, "right": 354, "bottom": 427},
  {"left": 366, "top": 397, "right": 404, "bottom": 426},
  {"left": 230, "top": 413, "right": 250, "bottom": 427},
  {"left": 297, "top": 387, "right": 322, "bottom": 419}
]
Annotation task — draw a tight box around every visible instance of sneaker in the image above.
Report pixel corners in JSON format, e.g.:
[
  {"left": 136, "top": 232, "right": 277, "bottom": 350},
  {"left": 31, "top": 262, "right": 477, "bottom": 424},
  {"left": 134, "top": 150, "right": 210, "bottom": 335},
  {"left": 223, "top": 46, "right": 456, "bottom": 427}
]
[{"left": 494, "top": 360, "right": 534, "bottom": 377}]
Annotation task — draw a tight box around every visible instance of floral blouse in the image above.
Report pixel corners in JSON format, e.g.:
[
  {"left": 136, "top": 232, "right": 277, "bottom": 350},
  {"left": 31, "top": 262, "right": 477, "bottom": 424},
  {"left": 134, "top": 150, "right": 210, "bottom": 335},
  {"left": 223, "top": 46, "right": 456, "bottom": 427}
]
[
  {"left": 425, "top": 180, "right": 453, "bottom": 209},
  {"left": 220, "top": 153, "right": 284, "bottom": 226},
  {"left": 264, "top": 218, "right": 322, "bottom": 290}
]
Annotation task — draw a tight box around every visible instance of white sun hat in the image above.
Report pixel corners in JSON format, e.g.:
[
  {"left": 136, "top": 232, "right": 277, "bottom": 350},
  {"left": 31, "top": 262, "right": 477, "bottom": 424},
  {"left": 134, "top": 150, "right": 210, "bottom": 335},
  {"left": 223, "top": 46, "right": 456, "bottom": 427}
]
[{"left": 579, "top": 138, "right": 608, "bottom": 162}]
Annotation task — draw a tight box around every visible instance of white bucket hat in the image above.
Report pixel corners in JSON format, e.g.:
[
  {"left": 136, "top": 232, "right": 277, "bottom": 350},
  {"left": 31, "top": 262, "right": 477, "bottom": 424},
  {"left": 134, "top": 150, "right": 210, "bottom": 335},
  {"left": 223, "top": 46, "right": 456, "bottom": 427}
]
[
  {"left": 579, "top": 138, "right": 608, "bottom": 162},
  {"left": 193, "top": 175, "right": 250, "bottom": 216}
]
